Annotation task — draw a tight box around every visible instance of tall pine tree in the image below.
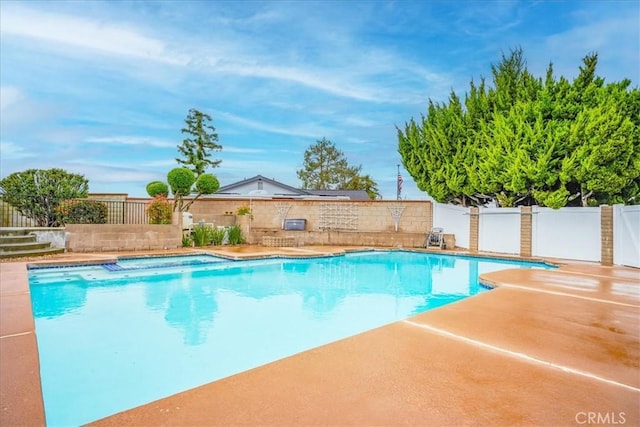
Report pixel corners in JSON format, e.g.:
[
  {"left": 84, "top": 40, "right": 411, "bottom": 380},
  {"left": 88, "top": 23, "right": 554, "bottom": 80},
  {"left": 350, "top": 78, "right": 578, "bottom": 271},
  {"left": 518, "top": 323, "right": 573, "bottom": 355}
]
[{"left": 176, "top": 108, "right": 222, "bottom": 177}]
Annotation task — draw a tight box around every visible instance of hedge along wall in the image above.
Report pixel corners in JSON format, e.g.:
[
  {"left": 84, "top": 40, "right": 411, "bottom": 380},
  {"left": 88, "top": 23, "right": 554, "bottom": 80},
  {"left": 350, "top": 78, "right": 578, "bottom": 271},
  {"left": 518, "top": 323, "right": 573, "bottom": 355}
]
[{"left": 187, "top": 198, "right": 433, "bottom": 246}]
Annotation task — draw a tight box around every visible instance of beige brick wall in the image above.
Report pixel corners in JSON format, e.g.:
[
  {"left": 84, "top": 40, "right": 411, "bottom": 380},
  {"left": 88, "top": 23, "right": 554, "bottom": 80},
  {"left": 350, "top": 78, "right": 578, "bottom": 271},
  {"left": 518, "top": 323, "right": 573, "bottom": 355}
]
[
  {"left": 187, "top": 198, "right": 432, "bottom": 234},
  {"left": 65, "top": 224, "right": 182, "bottom": 252},
  {"left": 184, "top": 198, "right": 432, "bottom": 247},
  {"left": 249, "top": 229, "right": 427, "bottom": 248},
  {"left": 63, "top": 198, "right": 433, "bottom": 252}
]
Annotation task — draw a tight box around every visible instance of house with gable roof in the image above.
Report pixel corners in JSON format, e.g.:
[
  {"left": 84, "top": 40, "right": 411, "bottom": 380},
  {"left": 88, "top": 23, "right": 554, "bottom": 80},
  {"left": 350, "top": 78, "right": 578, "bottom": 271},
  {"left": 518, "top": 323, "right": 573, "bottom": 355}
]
[{"left": 215, "top": 175, "right": 370, "bottom": 200}]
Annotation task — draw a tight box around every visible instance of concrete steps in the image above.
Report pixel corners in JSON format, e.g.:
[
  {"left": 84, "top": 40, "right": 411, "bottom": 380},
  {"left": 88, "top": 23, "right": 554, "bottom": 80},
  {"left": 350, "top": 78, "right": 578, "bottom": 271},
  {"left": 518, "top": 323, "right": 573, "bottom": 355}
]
[
  {"left": 0, "top": 229, "right": 65, "bottom": 259},
  {"left": 1, "top": 234, "right": 38, "bottom": 244}
]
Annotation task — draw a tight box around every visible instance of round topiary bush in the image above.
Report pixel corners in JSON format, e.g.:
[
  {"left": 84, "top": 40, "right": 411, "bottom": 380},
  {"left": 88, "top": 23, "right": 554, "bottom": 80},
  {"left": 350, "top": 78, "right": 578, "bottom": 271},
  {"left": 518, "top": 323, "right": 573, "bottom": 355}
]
[
  {"left": 195, "top": 173, "right": 220, "bottom": 194},
  {"left": 167, "top": 168, "right": 195, "bottom": 196},
  {"left": 146, "top": 181, "right": 169, "bottom": 197}
]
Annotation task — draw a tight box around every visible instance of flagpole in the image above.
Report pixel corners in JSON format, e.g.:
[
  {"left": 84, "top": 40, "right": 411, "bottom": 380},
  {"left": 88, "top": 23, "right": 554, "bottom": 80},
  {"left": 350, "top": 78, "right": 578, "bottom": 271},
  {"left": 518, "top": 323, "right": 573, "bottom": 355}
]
[{"left": 396, "top": 164, "right": 400, "bottom": 200}]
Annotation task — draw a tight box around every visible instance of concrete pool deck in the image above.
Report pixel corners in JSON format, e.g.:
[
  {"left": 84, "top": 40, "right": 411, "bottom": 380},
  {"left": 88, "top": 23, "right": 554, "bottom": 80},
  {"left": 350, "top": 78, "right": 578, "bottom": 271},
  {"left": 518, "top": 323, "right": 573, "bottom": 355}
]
[{"left": 1, "top": 246, "right": 638, "bottom": 426}]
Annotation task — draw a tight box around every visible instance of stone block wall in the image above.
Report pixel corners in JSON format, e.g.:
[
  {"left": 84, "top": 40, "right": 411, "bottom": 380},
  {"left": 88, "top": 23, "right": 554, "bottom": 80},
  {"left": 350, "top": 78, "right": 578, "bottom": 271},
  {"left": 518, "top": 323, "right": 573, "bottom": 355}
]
[
  {"left": 56, "top": 198, "right": 434, "bottom": 252},
  {"left": 249, "top": 229, "right": 427, "bottom": 248},
  {"left": 65, "top": 224, "right": 182, "bottom": 252},
  {"left": 187, "top": 198, "right": 432, "bottom": 234}
]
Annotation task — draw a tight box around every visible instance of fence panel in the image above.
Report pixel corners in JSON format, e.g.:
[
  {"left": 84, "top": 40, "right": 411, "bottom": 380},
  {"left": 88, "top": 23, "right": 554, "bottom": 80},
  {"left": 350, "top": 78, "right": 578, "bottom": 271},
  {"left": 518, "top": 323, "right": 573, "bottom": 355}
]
[
  {"left": 0, "top": 198, "right": 150, "bottom": 226},
  {"left": 0, "top": 200, "right": 38, "bottom": 227},
  {"left": 478, "top": 207, "right": 520, "bottom": 255},
  {"left": 533, "top": 206, "right": 601, "bottom": 262},
  {"left": 614, "top": 205, "right": 640, "bottom": 268},
  {"left": 432, "top": 203, "right": 470, "bottom": 249},
  {"left": 97, "top": 200, "right": 149, "bottom": 224}
]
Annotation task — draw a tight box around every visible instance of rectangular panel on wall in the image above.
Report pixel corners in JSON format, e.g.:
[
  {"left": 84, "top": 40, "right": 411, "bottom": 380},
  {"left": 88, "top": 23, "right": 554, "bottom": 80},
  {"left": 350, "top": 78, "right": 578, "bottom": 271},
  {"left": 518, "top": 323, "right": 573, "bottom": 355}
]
[
  {"left": 432, "top": 203, "right": 470, "bottom": 249},
  {"left": 614, "top": 205, "right": 640, "bottom": 268},
  {"left": 532, "top": 207, "right": 601, "bottom": 262},
  {"left": 318, "top": 202, "right": 358, "bottom": 230},
  {"left": 478, "top": 208, "right": 520, "bottom": 255}
]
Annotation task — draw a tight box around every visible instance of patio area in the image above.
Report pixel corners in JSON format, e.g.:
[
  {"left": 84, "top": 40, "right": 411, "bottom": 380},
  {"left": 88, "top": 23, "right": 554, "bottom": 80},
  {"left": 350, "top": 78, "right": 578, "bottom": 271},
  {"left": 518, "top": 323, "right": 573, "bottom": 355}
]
[{"left": 1, "top": 247, "right": 638, "bottom": 426}]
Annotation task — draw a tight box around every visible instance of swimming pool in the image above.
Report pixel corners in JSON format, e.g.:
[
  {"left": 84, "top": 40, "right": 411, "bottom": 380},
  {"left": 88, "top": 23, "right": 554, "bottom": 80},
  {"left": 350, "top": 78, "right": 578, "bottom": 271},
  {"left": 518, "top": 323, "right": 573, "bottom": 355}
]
[{"left": 28, "top": 250, "right": 552, "bottom": 426}]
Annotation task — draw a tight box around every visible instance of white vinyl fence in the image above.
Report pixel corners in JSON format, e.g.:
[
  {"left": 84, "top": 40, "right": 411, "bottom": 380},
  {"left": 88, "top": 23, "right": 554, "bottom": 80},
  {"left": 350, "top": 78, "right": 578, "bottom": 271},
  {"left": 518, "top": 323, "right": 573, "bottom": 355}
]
[
  {"left": 432, "top": 202, "right": 640, "bottom": 265},
  {"left": 432, "top": 203, "right": 469, "bottom": 249},
  {"left": 478, "top": 207, "right": 521, "bottom": 255},
  {"left": 532, "top": 207, "right": 601, "bottom": 262},
  {"left": 614, "top": 205, "right": 640, "bottom": 268}
]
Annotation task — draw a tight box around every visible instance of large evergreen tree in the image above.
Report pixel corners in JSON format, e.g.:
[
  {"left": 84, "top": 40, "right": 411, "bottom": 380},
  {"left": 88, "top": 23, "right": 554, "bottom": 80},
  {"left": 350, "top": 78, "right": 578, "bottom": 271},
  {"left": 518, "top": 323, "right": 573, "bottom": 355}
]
[
  {"left": 148, "top": 108, "right": 222, "bottom": 211},
  {"left": 398, "top": 49, "right": 640, "bottom": 208},
  {"left": 297, "top": 138, "right": 380, "bottom": 199},
  {"left": 297, "top": 138, "right": 349, "bottom": 190},
  {"left": 176, "top": 108, "right": 222, "bottom": 177},
  {"left": 341, "top": 169, "right": 380, "bottom": 200}
]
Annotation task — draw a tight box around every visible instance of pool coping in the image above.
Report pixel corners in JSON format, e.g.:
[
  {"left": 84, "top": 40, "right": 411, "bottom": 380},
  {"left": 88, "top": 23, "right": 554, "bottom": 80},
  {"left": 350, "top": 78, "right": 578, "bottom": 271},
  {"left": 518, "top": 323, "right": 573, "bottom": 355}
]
[
  {"left": 22, "top": 246, "right": 561, "bottom": 270},
  {"left": 1, "top": 246, "right": 638, "bottom": 426}
]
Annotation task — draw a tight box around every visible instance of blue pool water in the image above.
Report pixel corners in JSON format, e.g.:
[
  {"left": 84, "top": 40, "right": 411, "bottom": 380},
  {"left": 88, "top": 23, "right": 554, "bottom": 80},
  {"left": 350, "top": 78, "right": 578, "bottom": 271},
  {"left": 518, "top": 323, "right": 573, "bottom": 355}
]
[{"left": 29, "top": 251, "right": 552, "bottom": 426}]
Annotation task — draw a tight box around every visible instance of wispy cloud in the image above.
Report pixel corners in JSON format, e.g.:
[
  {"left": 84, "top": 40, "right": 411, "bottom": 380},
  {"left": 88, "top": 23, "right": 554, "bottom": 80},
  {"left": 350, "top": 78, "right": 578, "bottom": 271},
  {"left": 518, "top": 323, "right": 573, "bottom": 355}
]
[
  {"left": 541, "top": 13, "right": 639, "bottom": 80},
  {"left": 84, "top": 136, "right": 176, "bottom": 149},
  {"left": 1, "top": 3, "right": 449, "bottom": 104},
  {"left": 140, "top": 159, "right": 180, "bottom": 168},
  {"left": 215, "top": 62, "right": 396, "bottom": 103},
  {"left": 223, "top": 146, "right": 266, "bottom": 154},
  {"left": 0, "top": 141, "right": 36, "bottom": 160},
  {"left": 0, "top": 86, "right": 22, "bottom": 111},
  {"left": 454, "top": 0, "right": 524, "bottom": 37},
  {"left": 0, "top": 6, "right": 187, "bottom": 65},
  {"left": 215, "top": 111, "right": 326, "bottom": 139},
  {"left": 65, "top": 160, "right": 162, "bottom": 183},
  {"left": 0, "top": 85, "right": 63, "bottom": 131}
]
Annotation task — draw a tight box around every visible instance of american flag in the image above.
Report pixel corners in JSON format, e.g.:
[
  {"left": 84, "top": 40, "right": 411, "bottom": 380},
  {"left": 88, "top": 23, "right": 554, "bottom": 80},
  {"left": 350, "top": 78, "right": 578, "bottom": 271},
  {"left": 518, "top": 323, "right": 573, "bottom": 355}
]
[{"left": 397, "top": 172, "right": 403, "bottom": 197}]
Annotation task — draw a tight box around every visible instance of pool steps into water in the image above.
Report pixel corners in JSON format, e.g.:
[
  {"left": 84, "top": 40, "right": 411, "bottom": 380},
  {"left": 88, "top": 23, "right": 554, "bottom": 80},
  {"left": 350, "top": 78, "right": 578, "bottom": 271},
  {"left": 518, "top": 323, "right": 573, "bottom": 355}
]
[{"left": 102, "top": 263, "right": 126, "bottom": 271}]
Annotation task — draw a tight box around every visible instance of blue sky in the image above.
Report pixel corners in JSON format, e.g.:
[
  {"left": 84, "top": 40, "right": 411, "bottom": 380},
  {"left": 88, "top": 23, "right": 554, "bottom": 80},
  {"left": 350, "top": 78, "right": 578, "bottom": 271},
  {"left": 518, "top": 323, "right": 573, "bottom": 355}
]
[{"left": 1, "top": 0, "right": 638, "bottom": 199}]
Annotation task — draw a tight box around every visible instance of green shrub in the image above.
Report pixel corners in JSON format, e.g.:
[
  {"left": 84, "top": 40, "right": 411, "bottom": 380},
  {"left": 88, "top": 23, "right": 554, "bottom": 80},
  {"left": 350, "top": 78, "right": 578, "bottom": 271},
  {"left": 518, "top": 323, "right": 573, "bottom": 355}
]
[
  {"left": 210, "top": 227, "right": 226, "bottom": 246},
  {"left": 0, "top": 168, "right": 89, "bottom": 226},
  {"left": 182, "top": 233, "right": 193, "bottom": 247},
  {"left": 56, "top": 199, "right": 108, "bottom": 224},
  {"left": 235, "top": 204, "right": 253, "bottom": 220},
  {"left": 227, "top": 224, "right": 244, "bottom": 245},
  {"left": 146, "top": 195, "right": 173, "bottom": 224},
  {"left": 192, "top": 224, "right": 215, "bottom": 246}
]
